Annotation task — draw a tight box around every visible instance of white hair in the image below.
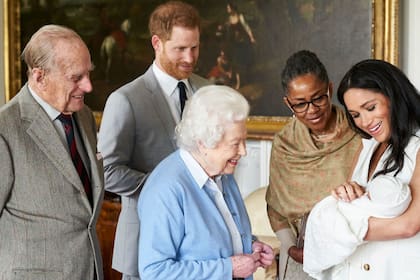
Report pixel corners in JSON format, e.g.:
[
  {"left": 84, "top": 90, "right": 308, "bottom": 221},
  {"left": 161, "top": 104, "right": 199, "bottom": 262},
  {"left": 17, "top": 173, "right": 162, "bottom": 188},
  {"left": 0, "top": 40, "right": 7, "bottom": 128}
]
[
  {"left": 21, "top": 24, "right": 84, "bottom": 73},
  {"left": 175, "top": 85, "right": 250, "bottom": 151}
]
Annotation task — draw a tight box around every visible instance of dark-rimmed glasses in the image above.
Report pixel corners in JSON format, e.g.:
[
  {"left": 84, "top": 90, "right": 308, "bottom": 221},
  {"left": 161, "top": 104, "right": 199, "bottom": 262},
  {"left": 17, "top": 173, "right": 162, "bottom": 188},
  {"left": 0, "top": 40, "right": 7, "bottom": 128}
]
[{"left": 286, "top": 92, "right": 330, "bottom": 113}]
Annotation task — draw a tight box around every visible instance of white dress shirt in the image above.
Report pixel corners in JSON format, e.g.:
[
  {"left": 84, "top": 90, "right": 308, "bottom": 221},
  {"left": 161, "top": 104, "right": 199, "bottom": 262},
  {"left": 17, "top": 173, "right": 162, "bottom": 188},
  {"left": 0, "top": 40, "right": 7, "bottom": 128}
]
[{"left": 152, "top": 61, "right": 192, "bottom": 122}]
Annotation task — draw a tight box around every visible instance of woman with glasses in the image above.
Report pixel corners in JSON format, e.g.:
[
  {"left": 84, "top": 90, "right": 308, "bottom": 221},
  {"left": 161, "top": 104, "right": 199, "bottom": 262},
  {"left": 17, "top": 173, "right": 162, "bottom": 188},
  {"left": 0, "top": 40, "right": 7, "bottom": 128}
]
[{"left": 265, "top": 50, "right": 361, "bottom": 280}]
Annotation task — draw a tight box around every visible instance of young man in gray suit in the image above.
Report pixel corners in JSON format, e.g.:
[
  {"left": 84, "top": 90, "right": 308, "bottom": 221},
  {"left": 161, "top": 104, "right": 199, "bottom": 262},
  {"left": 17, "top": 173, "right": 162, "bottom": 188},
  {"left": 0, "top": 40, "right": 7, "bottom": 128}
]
[
  {"left": 0, "top": 25, "right": 104, "bottom": 280},
  {"left": 97, "top": 1, "right": 210, "bottom": 279}
]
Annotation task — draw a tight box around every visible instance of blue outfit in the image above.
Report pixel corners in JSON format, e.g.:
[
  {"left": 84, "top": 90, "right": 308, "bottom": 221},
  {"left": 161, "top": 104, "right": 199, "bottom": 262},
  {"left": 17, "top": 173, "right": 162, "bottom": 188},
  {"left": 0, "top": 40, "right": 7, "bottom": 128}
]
[{"left": 138, "top": 150, "right": 253, "bottom": 280}]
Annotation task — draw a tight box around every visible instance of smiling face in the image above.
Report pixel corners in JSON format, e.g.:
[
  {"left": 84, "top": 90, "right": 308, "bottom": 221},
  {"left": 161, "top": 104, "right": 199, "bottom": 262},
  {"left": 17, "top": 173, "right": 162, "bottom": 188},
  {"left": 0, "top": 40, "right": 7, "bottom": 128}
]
[
  {"left": 153, "top": 25, "right": 200, "bottom": 80},
  {"left": 199, "top": 121, "right": 247, "bottom": 177},
  {"left": 284, "top": 73, "right": 334, "bottom": 134},
  {"left": 344, "top": 88, "right": 391, "bottom": 143},
  {"left": 34, "top": 39, "right": 93, "bottom": 114}
]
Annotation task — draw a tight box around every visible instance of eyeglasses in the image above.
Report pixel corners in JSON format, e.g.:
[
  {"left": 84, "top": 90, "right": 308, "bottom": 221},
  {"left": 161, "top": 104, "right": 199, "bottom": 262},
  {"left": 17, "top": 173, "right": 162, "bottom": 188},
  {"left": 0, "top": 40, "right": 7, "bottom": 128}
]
[{"left": 286, "top": 92, "right": 330, "bottom": 113}]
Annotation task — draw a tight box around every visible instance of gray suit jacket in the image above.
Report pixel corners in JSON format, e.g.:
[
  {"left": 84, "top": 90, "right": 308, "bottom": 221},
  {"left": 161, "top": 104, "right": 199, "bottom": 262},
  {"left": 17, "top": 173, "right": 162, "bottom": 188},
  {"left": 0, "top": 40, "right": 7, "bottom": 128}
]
[
  {"left": 98, "top": 66, "right": 210, "bottom": 276},
  {"left": 0, "top": 85, "right": 104, "bottom": 280}
]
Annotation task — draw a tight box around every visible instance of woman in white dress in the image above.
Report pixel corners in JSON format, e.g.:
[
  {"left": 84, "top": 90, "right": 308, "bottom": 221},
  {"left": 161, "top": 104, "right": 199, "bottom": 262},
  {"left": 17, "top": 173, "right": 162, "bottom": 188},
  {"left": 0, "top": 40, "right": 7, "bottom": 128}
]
[{"left": 307, "top": 59, "right": 420, "bottom": 280}]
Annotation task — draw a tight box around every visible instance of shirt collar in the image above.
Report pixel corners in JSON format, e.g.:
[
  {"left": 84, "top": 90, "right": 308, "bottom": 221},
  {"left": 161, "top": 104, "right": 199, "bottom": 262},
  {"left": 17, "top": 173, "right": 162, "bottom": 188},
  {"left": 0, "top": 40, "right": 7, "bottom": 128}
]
[
  {"left": 180, "top": 148, "right": 219, "bottom": 190},
  {"left": 28, "top": 85, "right": 61, "bottom": 121},
  {"left": 152, "top": 61, "right": 190, "bottom": 97}
]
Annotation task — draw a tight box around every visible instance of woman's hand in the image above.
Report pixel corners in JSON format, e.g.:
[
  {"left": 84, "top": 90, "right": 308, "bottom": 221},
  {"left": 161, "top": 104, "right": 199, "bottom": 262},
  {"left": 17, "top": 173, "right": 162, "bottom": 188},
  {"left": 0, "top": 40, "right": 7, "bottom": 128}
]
[
  {"left": 288, "top": 246, "right": 303, "bottom": 263},
  {"left": 331, "top": 181, "right": 365, "bottom": 202},
  {"left": 231, "top": 252, "right": 260, "bottom": 278},
  {"left": 252, "top": 241, "right": 275, "bottom": 268}
]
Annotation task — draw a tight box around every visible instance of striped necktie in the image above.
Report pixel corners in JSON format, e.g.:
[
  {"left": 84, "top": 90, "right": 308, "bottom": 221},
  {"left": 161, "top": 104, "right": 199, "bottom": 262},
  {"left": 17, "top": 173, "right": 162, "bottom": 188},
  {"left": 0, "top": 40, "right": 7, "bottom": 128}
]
[{"left": 58, "top": 113, "right": 93, "bottom": 205}]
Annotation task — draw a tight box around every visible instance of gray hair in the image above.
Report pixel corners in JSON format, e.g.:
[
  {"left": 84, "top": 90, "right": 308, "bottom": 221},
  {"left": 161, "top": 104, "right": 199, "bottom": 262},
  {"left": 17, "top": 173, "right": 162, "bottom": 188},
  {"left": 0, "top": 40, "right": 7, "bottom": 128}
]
[
  {"left": 21, "top": 24, "right": 84, "bottom": 75},
  {"left": 176, "top": 85, "right": 250, "bottom": 151}
]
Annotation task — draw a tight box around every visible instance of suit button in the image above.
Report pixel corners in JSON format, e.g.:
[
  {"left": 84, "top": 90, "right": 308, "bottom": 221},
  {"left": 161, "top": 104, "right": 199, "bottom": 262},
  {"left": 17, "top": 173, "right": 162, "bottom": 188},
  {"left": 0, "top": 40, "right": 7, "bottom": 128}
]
[{"left": 363, "top": 263, "right": 370, "bottom": 271}]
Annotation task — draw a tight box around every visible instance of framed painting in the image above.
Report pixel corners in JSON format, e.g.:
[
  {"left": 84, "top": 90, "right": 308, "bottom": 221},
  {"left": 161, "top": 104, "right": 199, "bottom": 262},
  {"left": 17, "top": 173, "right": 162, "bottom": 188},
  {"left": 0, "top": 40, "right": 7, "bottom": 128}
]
[{"left": 4, "top": 0, "right": 399, "bottom": 139}]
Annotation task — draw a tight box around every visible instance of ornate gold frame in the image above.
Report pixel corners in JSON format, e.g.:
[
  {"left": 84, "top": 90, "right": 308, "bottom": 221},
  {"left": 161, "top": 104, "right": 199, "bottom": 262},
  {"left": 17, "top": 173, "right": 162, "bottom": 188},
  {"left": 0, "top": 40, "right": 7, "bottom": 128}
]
[
  {"left": 3, "top": 0, "right": 399, "bottom": 139},
  {"left": 3, "top": 0, "right": 20, "bottom": 103}
]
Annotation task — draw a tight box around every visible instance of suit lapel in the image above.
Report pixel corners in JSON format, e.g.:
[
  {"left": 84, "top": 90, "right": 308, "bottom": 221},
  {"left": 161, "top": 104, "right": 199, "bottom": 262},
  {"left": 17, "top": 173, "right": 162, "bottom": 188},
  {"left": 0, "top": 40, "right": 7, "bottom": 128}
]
[
  {"left": 19, "top": 86, "right": 92, "bottom": 208},
  {"left": 144, "top": 68, "right": 177, "bottom": 148},
  {"left": 142, "top": 68, "right": 210, "bottom": 148},
  {"left": 188, "top": 75, "right": 200, "bottom": 92},
  {"left": 73, "top": 111, "right": 104, "bottom": 210}
]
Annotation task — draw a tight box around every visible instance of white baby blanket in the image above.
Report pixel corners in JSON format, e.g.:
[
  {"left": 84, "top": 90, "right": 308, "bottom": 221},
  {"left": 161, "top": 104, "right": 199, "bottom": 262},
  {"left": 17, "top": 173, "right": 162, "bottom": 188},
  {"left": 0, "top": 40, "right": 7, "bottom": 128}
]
[{"left": 303, "top": 175, "right": 411, "bottom": 279}]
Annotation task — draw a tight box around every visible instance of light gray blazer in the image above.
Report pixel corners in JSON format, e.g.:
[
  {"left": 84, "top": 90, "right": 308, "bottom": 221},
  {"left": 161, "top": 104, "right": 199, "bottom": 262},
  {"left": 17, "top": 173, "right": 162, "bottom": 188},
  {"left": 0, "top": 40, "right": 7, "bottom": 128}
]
[
  {"left": 0, "top": 85, "right": 104, "bottom": 280},
  {"left": 98, "top": 66, "right": 210, "bottom": 276}
]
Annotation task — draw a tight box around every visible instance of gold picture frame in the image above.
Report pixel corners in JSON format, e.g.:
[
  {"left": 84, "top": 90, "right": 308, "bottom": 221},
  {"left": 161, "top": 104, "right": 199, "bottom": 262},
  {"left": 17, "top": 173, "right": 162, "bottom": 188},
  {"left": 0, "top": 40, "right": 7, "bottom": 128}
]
[{"left": 3, "top": 0, "right": 399, "bottom": 140}]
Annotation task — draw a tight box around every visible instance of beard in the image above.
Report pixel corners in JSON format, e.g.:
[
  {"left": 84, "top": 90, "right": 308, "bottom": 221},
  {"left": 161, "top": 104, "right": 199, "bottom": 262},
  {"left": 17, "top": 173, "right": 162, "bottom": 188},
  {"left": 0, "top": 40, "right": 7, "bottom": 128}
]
[{"left": 157, "top": 50, "right": 196, "bottom": 80}]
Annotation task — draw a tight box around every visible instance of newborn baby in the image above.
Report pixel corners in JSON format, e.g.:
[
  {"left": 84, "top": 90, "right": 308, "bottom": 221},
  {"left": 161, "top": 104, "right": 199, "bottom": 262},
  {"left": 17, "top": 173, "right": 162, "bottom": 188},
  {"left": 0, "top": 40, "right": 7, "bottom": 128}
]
[{"left": 303, "top": 175, "right": 411, "bottom": 280}]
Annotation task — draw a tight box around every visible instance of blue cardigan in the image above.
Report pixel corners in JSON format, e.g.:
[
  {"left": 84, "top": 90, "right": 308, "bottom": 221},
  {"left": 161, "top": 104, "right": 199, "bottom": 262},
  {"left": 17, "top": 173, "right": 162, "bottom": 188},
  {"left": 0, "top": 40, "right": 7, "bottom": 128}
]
[{"left": 138, "top": 150, "right": 253, "bottom": 279}]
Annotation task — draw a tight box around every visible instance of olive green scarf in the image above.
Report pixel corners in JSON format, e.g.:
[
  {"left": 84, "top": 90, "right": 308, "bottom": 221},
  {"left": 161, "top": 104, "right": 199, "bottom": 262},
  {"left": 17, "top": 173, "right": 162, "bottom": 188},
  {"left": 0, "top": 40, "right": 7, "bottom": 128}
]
[{"left": 266, "top": 107, "right": 361, "bottom": 232}]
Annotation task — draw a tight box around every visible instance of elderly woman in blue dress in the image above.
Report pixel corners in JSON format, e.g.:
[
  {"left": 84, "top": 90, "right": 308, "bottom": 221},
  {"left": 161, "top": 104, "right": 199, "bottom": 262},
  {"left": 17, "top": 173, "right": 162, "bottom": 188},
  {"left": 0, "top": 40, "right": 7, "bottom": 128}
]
[{"left": 137, "top": 85, "right": 274, "bottom": 279}]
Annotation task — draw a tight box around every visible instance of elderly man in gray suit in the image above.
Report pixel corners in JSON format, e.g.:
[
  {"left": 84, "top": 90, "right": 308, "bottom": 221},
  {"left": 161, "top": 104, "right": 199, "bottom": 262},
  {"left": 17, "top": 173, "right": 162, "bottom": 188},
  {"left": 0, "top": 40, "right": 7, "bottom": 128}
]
[
  {"left": 98, "top": 1, "right": 210, "bottom": 279},
  {"left": 0, "top": 25, "right": 104, "bottom": 279}
]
